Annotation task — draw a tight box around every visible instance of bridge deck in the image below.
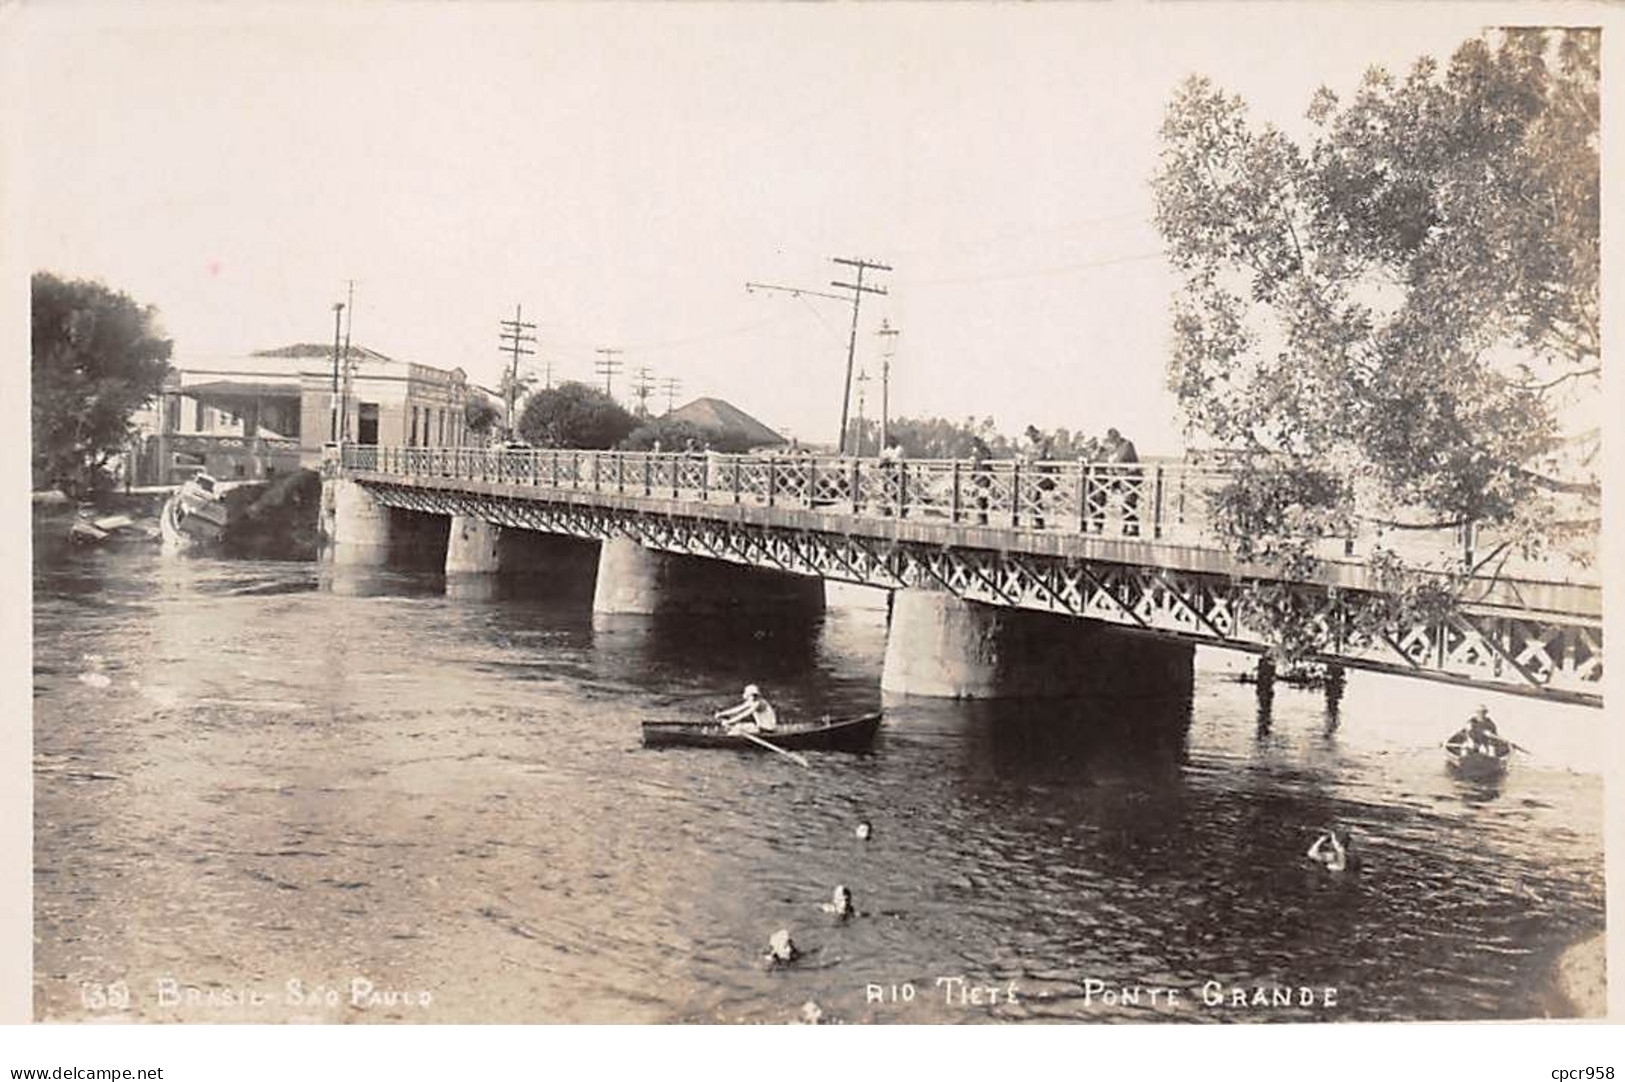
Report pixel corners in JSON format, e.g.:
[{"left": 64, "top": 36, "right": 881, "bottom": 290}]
[{"left": 336, "top": 445, "right": 1602, "bottom": 705}]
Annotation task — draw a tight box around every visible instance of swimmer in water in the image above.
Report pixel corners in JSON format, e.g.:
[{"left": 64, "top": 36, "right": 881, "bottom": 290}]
[
  {"left": 855, "top": 821, "right": 872, "bottom": 841},
  {"left": 1308, "top": 829, "right": 1349, "bottom": 873},
  {"left": 819, "top": 884, "right": 855, "bottom": 919},
  {"left": 765, "top": 928, "right": 800, "bottom": 965}
]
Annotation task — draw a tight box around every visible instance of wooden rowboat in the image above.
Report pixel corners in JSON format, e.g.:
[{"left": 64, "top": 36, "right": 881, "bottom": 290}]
[
  {"left": 1446, "top": 745, "right": 1510, "bottom": 780},
  {"left": 641, "top": 712, "right": 881, "bottom": 753}
]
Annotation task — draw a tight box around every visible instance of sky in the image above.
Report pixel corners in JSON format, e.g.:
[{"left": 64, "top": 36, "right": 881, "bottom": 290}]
[{"left": 6, "top": 3, "right": 1539, "bottom": 453}]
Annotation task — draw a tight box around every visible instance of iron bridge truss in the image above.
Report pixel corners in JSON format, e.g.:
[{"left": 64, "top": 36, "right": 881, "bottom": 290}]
[{"left": 363, "top": 481, "right": 1603, "bottom": 706}]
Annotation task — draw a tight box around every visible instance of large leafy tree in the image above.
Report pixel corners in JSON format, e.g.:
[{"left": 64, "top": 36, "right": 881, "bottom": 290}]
[
  {"left": 517, "top": 381, "right": 636, "bottom": 449},
  {"left": 463, "top": 396, "right": 501, "bottom": 438},
  {"left": 1152, "top": 29, "right": 1599, "bottom": 655},
  {"left": 32, "top": 272, "right": 173, "bottom": 495}
]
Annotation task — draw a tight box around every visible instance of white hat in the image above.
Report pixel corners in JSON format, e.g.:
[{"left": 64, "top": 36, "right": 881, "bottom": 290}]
[{"left": 744, "top": 684, "right": 761, "bottom": 697}]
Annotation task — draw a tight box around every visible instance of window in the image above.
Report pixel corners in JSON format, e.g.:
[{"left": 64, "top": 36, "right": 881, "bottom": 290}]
[
  {"left": 411, "top": 406, "right": 419, "bottom": 446},
  {"left": 358, "top": 403, "right": 379, "bottom": 446}
]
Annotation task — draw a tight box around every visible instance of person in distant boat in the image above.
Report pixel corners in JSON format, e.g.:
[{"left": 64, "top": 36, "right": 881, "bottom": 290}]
[
  {"left": 715, "top": 684, "right": 778, "bottom": 735},
  {"left": 1445, "top": 705, "right": 1510, "bottom": 759},
  {"left": 1308, "top": 829, "right": 1348, "bottom": 873}
]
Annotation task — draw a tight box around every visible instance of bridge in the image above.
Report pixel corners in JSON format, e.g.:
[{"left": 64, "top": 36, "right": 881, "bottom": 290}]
[{"left": 323, "top": 444, "right": 1602, "bottom": 706}]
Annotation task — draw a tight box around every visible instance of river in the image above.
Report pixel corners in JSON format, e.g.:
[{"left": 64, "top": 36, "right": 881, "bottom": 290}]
[{"left": 31, "top": 545, "right": 1606, "bottom": 1023}]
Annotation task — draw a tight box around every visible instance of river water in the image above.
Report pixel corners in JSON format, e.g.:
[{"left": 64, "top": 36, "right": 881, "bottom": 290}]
[{"left": 32, "top": 546, "right": 1606, "bottom": 1023}]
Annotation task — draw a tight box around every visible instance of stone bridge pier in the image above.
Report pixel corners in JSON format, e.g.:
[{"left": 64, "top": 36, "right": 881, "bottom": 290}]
[
  {"left": 322, "top": 479, "right": 447, "bottom": 568},
  {"left": 592, "top": 535, "right": 825, "bottom": 618},
  {"left": 881, "top": 588, "right": 1194, "bottom": 700},
  {"left": 321, "top": 478, "right": 396, "bottom": 567}
]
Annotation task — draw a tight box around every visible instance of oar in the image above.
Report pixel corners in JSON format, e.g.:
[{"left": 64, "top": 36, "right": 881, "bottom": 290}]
[{"left": 736, "top": 730, "right": 811, "bottom": 769}]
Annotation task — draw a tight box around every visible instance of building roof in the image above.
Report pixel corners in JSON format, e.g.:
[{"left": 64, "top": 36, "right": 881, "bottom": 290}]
[
  {"left": 664, "top": 397, "right": 785, "bottom": 447},
  {"left": 252, "top": 343, "right": 399, "bottom": 364}
]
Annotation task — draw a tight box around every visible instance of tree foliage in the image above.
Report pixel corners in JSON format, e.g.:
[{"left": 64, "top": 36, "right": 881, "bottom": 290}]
[
  {"left": 1152, "top": 29, "right": 1599, "bottom": 656},
  {"left": 619, "top": 416, "right": 763, "bottom": 454},
  {"left": 464, "top": 396, "right": 501, "bottom": 437},
  {"left": 32, "top": 272, "right": 173, "bottom": 495},
  {"left": 874, "top": 416, "right": 1107, "bottom": 459},
  {"left": 517, "top": 381, "right": 637, "bottom": 449}
]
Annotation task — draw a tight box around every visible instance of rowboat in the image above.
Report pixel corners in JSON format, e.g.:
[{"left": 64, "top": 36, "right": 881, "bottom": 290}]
[
  {"left": 159, "top": 474, "right": 237, "bottom": 552},
  {"left": 1446, "top": 745, "right": 1510, "bottom": 780},
  {"left": 641, "top": 712, "right": 881, "bottom": 752}
]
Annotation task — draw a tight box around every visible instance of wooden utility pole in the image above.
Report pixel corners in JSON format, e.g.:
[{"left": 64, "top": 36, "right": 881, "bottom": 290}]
[
  {"left": 876, "top": 317, "right": 899, "bottom": 451},
  {"left": 632, "top": 366, "right": 656, "bottom": 416},
  {"left": 594, "top": 348, "right": 624, "bottom": 398},
  {"left": 499, "top": 304, "right": 537, "bottom": 437},
  {"left": 831, "top": 258, "right": 890, "bottom": 455},
  {"left": 340, "top": 279, "right": 356, "bottom": 440},
  {"left": 329, "top": 301, "right": 345, "bottom": 443},
  {"left": 853, "top": 369, "right": 871, "bottom": 456},
  {"left": 744, "top": 256, "right": 891, "bottom": 454},
  {"left": 661, "top": 376, "right": 682, "bottom": 413}
]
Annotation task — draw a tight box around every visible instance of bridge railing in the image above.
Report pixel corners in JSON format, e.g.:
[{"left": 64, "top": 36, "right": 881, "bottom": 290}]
[
  {"left": 344, "top": 444, "right": 1248, "bottom": 544},
  {"left": 340, "top": 444, "right": 1593, "bottom": 582}
]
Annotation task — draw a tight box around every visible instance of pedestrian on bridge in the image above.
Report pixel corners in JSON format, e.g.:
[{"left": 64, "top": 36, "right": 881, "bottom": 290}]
[
  {"left": 879, "top": 436, "right": 904, "bottom": 517},
  {"left": 968, "top": 437, "right": 993, "bottom": 526},
  {"left": 1019, "top": 425, "right": 1055, "bottom": 529},
  {"left": 1099, "top": 427, "right": 1140, "bottom": 536}
]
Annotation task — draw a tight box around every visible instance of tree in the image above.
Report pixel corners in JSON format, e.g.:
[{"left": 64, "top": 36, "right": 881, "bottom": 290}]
[
  {"left": 618, "top": 416, "right": 765, "bottom": 453},
  {"left": 464, "top": 397, "right": 501, "bottom": 439},
  {"left": 622, "top": 417, "right": 705, "bottom": 452},
  {"left": 1152, "top": 29, "right": 1599, "bottom": 657},
  {"left": 517, "top": 381, "right": 636, "bottom": 449},
  {"left": 32, "top": 272, "right": 173, "bottom": 495}
]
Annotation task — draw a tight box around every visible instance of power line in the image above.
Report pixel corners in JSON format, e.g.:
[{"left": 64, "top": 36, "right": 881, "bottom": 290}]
[
  {"left": 744, "top": 255, "right": 891, "bottom": 454},
  {"left": 594, "top": 347, "right": 624, "bottom": 398},
  {"left": 904, "top": 249, "right": 1163, "bottom": 288}
]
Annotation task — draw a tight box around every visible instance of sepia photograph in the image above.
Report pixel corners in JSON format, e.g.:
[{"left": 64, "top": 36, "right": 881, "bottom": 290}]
[{"left": 5, "top": 0, "right": 1615, "bottom": 1047}]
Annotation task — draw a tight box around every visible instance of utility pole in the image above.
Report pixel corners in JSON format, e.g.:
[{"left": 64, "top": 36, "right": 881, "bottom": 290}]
[
  {"left": 542, "top": 360, "right": 554, "bottom": 389},
  {"left": 329, "top": 301, "right": 345, "bottom": 443},
  {"left": 662, "top": 376, "right": 682, "bottom": 413},
  {"left": 744, "top": 256, "right": 891, "bottom": 453},
  {"left": 854, "top": 369, "right": 871, "bottom": 456},
  {"left": 340, "top": 279, "right": 356, "bottom": 440},
  {"left": 832, "top": 258, "right": 890, "bottom": 455},
  {"left": 499, "top": 304, "right": 537, "bottom": 437},
  {"left": 594, "top": 348, "right": 624, "bottom": 398},
  {"left": 876, "top": 317, "right": 899, "bottom": 451},
  {"left": 632, "top": 366, "right": 656, "bottom": 416}
]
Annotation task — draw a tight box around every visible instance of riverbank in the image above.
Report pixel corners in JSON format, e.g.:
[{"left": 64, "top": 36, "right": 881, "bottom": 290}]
[{"left": 32, "top": 470, "right": 322, "bottom": 562}]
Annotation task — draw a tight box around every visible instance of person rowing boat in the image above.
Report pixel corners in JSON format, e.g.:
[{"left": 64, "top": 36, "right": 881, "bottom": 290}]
[
  {"left": 714, "top": 684, "right": 778, "bottom": 735},
  {"left": 1445, "top": 705, "right": 1512, "bottom": 761}
]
